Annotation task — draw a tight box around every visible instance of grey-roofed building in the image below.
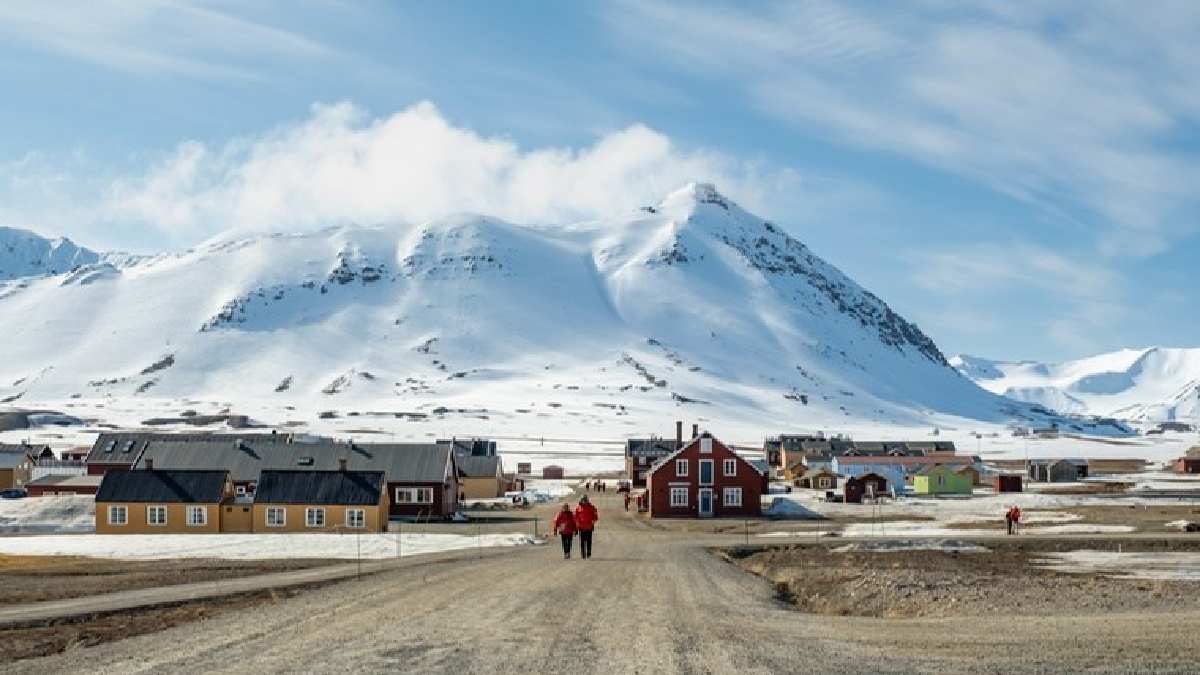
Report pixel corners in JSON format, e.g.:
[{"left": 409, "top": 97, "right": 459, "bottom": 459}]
[
  {"left": 95, "top": 469, "right": 232, "bottom": 534},
  {"left": 625, "top": 437, "right": 680, "bottom": 487},
  {"left": 133, "top": 437, "right": 459, "bottom": 520},
  {"left": 441, "top": 438, "right": 497, "bottom": 457},
  {"left": 25, "top": 473, "right": 102, "bottom": 496},
  {"left": 1028, "top": 458, "right": 1089, "bottom": 483},
  {"left": 84, "top": 431, "right": 306, "bottom": 475},
  {"left": 252, "top": 469, "right": 389, "bottom": 532},
  {"left": 0, "top": 444, "right": 37, "bottom": 489},
  {"left": 457, "top": 455, "right": 505, "bottom": 500}
]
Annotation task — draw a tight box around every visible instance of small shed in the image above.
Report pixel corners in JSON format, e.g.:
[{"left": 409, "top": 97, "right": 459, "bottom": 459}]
[
  {"left": 956, "top": 465, "right": 982, "bottom": 486},
  {"left": 542, "top": 465, "right": 564, "bottom": 480},
  {"left": 1028, "top": 458, "right": 1088, "bottom": 482},
  {"left": 912, "top": 464, "right": 972, "bottom": 495},
  {"left": 25, "top": 473, "right": 102, "bottom": 497},
  {"left": 1174, "top": 456, "right": 1200, "bottom": 474},
  {"left": 992, "top": 474, "right": 1023, "bottom": 493},
  {"left": 795, "top": 468, "right": 838, "bottom": 490},
  {"left": 843, "top": 472, "right": 888, "bottom": 504}
]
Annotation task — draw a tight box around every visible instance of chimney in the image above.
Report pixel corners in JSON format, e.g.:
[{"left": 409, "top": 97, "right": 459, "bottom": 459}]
[
  {"left": 675, "top": 421, "right": 683, "bottom": 448},
  {"left": 692, "top": 423, "right": 699, "bottom": 439},
  {"left": 338, "top": 458, "right": 348, "bottom": 472},
  {"left": 145, "top": 458, "right": 154, "bottom": 471}
]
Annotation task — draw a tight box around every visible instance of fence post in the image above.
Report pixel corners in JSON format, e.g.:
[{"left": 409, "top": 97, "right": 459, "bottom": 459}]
[
  {"left": 534, "top": 515, "right": 539, "bottom": 539},
  {"left": 396, "top": 519, "right": 402, "bottom": 559},
  {"left": 356, "top": 528, "right": 362, "bottom": 580}
]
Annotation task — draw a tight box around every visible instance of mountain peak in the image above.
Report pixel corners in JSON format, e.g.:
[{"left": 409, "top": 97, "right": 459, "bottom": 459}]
[
  {"left": 0, "top": 225, "right": 100, "bottom": 281},
  {"left": 659, "top": 182, "right": 734, "bottom": 212}
]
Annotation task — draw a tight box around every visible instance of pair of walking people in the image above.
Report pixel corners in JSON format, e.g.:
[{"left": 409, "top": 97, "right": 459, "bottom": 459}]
[{"left": 552, "top": 495, "right": 598, "bottom": 559}]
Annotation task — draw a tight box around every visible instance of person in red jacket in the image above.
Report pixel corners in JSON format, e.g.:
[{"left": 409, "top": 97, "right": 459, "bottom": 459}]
[
  {"left": 574, "top": 495, "right": 599, "bottom": 559},
  {"left": 552, "top": 503, "right": 576, "bottom": 559}
]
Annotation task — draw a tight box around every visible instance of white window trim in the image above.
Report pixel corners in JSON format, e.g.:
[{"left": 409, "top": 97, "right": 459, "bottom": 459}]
[
  {"left": 346, "top": 508, "right": 366, "bottom": 529},
  {"left": 235, "top": 485, "right": 247, "bottom": 496},
  {"left": 723, "top": 458, "right": 736, "bottom": 477},
  {"left": 266, "top": 506, "right": 286, "bottom": 528},
  {"left": 108, "top": 505, "right": 127, "bottom": 526},
  {"left": 723, "top": 487, "right": 743, "bottom": 507},
  {"left": 669, "top": 487, "right": 688, "bottom": 508},
  {"left": 394, "top": 487, "right": 434, "bottom": 504},
  {"left": 146, "top": 505, "right": 167, "bottom": 527},
  {"left": 700, "top": 437, "right": 713, "bottom": 453},
  {"left": 186, "top": 505, "right": 208, "bottom": 527},
  {"left": 699, "top": 459, "right": 714, "bottom": 486},
  {"left": 675, "top": 459, "right": 689, "bottom": 477},
  {"left": 305, "top": 507, "right": 326, "bottom": 528}
]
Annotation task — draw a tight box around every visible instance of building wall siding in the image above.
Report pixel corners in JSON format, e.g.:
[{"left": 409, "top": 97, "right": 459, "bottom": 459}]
[
  {"left": 647, "top": 436, "right": 763, "bottom": 518},
  {"left": 95, "top": 502, "right": 222, "bottom": 534},
  {"left": 250, "top": 502, "right": 388, "bottom": 533}
]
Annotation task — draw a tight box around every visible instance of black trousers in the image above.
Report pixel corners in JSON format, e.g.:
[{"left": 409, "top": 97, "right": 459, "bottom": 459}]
[
  {"left": 579, "top": 529, "right": 593, "bottom": 558},
  {"left": 560, "top": 533, "right": 573, "bottom": 557}
]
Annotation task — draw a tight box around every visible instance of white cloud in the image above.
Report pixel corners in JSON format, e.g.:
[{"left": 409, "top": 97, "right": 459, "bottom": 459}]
[
  {"left": 0, "top": 1, "right": 339, "bottom": 81},
  {"left": 89, "top": 100, "right": 807, "bottom": 241},
  {"left": 606, "top": 0, "right": 1200, "bottom": 259}
]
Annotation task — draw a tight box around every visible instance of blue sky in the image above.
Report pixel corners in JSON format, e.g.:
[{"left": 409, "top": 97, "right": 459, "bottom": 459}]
[{"left": 0, "top": 1, "right": 1196, "bottom": 362}]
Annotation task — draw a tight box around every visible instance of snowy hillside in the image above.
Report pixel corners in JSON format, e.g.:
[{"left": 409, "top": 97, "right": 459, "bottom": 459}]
[
  {"left": 0, "top": 184, "right": 1086, "bottom": 436},
  {"left": 0, "top": 226, "right": 99, "bottom": 280},
  {"left": 951, "top": 349, "right": 1200, "bottom": 423}
]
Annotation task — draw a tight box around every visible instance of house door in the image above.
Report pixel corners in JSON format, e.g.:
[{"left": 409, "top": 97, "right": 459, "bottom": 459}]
[{"left": 698, "top": 488, "right": 714, "bottom": 517}]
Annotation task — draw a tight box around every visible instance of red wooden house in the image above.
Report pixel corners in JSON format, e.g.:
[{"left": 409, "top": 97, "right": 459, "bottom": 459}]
[{"left": 645, "top": 432, "right": 764, "bottom": 518}]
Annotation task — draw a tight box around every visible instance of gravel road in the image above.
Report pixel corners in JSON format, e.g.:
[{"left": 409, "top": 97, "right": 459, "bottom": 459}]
[{"left": 12, "top": 490, "right": 1200, "bottom": 674}]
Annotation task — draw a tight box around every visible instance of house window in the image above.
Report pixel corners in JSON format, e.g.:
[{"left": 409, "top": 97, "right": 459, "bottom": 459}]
[
  {"left": 147, "top": 505, "right": 167, "bottom": 526},
  {"left": 723, "top": 487, "right": 743, "bottom": 507},
  {"left": 235, "top": 485, "right": 247, "bottom": 496},
  {"left": 937, "top": 475, "right": 946, "bottom": 486},
  {"left": 817, "top": 477, "right": 831, "bottom": 489},
  {"left": 723, "top": 459, "right": 736, "bottom": 476},
  {"left": 108, "top": 505, "right": 127, "bottom": 526},
  {"left": 306, "top": 507, "right": 326, "bottom": 528},
  {"left": 675, "top": 459, "right": 689, "bottom": 477},
  {"left": 395, "top": 487, "right": 434, "bottom": 504},
  {"left": 186, "top": 506, "right": 207, "bottom": 526},
  {"left": 346, "top": 509, "right": 365, "bottom": 529},
  {"left": 266, "top": 507, "right": 286, "bottom": 527},
  {"left": 699, "top": 459, "right": 714, "bottom": 486},
  {"left": 700, "top": 437, "right": 712, "bottom": 453},
  {"left": 669, "top": 487, "right": 688, "bottom": 507}
]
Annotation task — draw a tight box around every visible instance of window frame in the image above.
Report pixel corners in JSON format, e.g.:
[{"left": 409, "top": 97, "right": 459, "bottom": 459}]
[
  {"left": 108, "top": 505, "right": 128, "bottom": 526},
  {"left": 394, "top": 487, "right": 434, "bottom": 504},
  {"left": 305, "top": 507, "right": 326, "bottom": 528},
  {"left": 146, "top": 504, "right": 167, "bottom": 527},
  {"left": 346, "top": 508, "right": 366, "bottom": 529},
  {"left": 669, "top": 487, "right": 688, "bottom": 508},
  {"left": 675, "top": 459, "right": 689, "bottom": 477},
  {"left": 700, "top": 437, "right": 713, "bottom": 453},
  {"left": 266, "top": 506, "right": 286, "bottom": 528},
  {"left": 723, "top": 458, "right": 736, "bottom": 477},
  {"left": 723, "top": 487, "right": 743, "bottom": 507},
  {"left": 186, "top": 505, "right": 207, "bottom": 527},
  {"left": 699, "top": 459, "right": 714, "bottom": 486}
]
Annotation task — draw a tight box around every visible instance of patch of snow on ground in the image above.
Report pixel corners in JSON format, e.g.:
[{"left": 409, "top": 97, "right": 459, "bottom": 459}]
[
  {"left": 833, "top": 539, "right": 989, "bottom": 553},
  {"left": 0, "top": 495, "right": 94, "bottom": 533},
  {"left": 1035, "top": 550, "right": 1200, "bottom": 581},
  {"left": 763, "top": 497, "right": 825, "bottom": 520},
  {"left": 0, "top": 532, "right": 539, "bottom": 560},
  {"left": 840, "top": 520, "right": 1133, "bottom": 538}
]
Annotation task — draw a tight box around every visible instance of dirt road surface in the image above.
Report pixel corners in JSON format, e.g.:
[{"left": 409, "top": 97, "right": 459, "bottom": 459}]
[{"left": 12, "top": 490, "right": 1200, "bottom": 674}]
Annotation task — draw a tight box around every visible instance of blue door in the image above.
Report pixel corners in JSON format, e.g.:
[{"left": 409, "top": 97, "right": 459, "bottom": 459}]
[{"left": 698, "top": 488, "right": 713, "bottom": 517}]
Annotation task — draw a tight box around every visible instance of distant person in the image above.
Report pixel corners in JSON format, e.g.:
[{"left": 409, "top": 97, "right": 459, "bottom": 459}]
[
  {"left": 623, "top": 492, "right": 631, "bottom": 511},
  {"left": 552, "top": 503, "right": 577, "bottom": 559},
  {"left": 575, "top": 495, "right": 599, "bottom": 559},
  {"left": 1005, "top": 506, "right": 1015, "bottom": 535}
]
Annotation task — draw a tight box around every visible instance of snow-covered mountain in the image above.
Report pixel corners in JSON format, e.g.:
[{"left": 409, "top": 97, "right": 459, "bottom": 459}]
[
  {"left": 0, "top": 184, "right": 1089, "bottom": 434},
  {"left": 951, "top": 348, "right": 1200, "bottom": 423},
  {"left": 0, "top": 226, "right": 100, "bottom": 280}
]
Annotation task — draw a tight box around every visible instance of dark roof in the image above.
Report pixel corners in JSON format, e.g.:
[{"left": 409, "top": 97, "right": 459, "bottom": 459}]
[
  {"left": 457, "top": 455, "right": 502, "bottom": 478},
  {"left": 134, "top": 438, "right": 454, "bottom": 484},
  {"left": 441, "top": 438, "right": 497, "bottom": 457},
  {"left": 255, "top": 470, "right": 384, "bottom": 505},
  {"left": 25, "top": 474, "right": 102, "bottom": 488},
  {"left": 96, "top": 470, "right": 229, "bottom": 503},
  {"left": 0, "top": 450, "right": 30, "bottom": 469},
  {"left": 625, "top": 437, "right": 679, "bottom": 457},
  {"left": 85, "top": 432, "right": 301, "bottom": 464}
]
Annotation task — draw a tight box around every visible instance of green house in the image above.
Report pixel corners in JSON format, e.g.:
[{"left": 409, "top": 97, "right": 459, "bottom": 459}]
[{"left": 912, "top": 464, "right": 973, "bottom": 495}]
